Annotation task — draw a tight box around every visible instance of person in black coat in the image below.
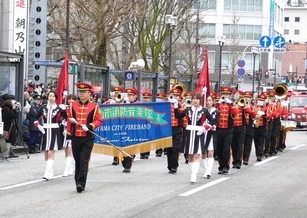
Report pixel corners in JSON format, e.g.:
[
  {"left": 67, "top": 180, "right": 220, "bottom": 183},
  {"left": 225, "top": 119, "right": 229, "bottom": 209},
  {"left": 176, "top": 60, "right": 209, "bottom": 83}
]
[
  {"left": 27, "top": 94, "right": 43, "bottom": 153},
  {"left": 1, "top": 99, "right": 18, "bottom": 160}
]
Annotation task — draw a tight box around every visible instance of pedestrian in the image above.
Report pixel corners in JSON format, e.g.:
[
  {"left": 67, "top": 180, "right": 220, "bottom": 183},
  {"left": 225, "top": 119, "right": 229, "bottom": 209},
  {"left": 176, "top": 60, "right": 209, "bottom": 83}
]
[
  {"left": 27, "top": 94, "right": 43, "bottom": 154},
  {"left": 62, "top": 94, "right": 77, "bottom": 177},
  {"left": 66, "top": 82, "right": 103, "bottom": 193},
  {"left": 202, "top": 94, "right": 219, "bottom": 179},
  {"left": 0, "top": 98, "right": 19, "bottom": 161},
  {"left": 35, "top": 91, "right": 67, "bottom": 180}
]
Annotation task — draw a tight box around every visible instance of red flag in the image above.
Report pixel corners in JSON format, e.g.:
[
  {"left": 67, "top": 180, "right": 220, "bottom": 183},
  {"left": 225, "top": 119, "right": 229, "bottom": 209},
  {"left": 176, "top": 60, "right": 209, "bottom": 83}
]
[
  {"left": 196, "top": 47, "right": 210, "bottom": 98},
  {"left": 56, "top": 51, "right": 69, "bottom": 104}
]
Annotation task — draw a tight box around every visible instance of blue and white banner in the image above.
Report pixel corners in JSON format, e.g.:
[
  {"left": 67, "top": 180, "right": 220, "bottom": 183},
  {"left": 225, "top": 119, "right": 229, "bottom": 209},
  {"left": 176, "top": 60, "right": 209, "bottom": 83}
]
[{"left": 92, "top": 102, "right": 172, "bottom": 157}]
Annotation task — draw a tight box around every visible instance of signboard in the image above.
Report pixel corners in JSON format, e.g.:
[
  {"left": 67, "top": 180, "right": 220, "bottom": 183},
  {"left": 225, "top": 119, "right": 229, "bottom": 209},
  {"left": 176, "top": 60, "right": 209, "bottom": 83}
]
[
  {"left": 237, "top": 60, "right": 245, "bottom": 68},
  {"left": 125, "top": 71, "right": 135, "bottom": 81},
  {"left": 237, "top": 68, "right": 245, "bottom": 76},
  {"left": 92, "top": 102, "right": 172, "bottom": 158},
  {"left": 273, "top": 36, "right": 285, "bottom": 48},
  {"left": 259, "top": 36, "right": 272, "bottom": 48},
  {"left": 13, "top": 0, "right": 28, "bottom": 53}
]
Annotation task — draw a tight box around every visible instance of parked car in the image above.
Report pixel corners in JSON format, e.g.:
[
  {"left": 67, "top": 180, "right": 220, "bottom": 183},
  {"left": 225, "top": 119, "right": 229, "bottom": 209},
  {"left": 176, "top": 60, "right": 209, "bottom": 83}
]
[{"left": 288, "top": 94, "right": 307, "bottom": 128}]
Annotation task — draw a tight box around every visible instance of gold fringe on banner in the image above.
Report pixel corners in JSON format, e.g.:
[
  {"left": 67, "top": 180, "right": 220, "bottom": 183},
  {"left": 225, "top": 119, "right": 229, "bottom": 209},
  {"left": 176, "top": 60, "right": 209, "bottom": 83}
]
[{"left": 92, "top": 137, "right": 172, "bottom": 158}]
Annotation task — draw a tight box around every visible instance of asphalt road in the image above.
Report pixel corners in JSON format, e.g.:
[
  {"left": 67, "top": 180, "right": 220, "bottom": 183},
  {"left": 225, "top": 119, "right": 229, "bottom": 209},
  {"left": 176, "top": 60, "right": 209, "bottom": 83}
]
[{"left": 1, "top": 130, "right": 307, "bottom": 218}]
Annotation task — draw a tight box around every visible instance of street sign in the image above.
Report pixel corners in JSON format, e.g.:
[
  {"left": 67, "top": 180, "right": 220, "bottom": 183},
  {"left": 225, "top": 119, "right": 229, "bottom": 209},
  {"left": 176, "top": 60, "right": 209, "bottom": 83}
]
[
  {"left": 259, "top": 48, "right": 271, "bottom": 53},
  {"left": 125, "top": 71, "right": 135, "bottom": 81},
  {"left": 259, "top": 35, "right": 271, "bottom": 48},
  {"left": 273, "top": 36, "right": 285, "bottom": 48},
  {"left": 273, "top": 48, "right": 286, "bottom": 53},
  {"left": 237, "top": 60, "right": 245, "bottom": 68},
  {"left": 237, "top": 68, "right": 245, "bottom": 76}
]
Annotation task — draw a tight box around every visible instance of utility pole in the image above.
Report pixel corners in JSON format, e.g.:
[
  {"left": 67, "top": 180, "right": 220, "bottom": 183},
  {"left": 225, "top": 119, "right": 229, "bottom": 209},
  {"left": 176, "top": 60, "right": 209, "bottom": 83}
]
[{"left": 192, "top": 9, "right": 200, "bottom": 92}]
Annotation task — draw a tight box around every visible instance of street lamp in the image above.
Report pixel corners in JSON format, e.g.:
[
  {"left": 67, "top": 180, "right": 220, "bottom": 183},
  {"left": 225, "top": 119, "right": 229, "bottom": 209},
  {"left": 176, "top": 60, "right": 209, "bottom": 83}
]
[
  {"left": 129, "top": 59, "right": 145, "bottom": 100},
  {"left": 165, "top": 14, "right": 177, "bottom": 92},
  {"left": 217, "top": 35, "right": 226, "bottom": 91},
  {"left": 251, "top": 47, "right": 259, "bottom": 94}
]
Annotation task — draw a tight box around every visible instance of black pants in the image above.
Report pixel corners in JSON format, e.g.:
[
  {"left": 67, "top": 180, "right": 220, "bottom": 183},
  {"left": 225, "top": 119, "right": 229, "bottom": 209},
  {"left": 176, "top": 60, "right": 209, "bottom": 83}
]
[
  {"left": 265, "top": 121, "right": 273, "bottom": 155},
  {"left": 254, "top": 126, "right": 267, "bottom": 158},
  {"left": 231, "top": 126, "right": 246, "bottom": 166},
  {"left": 167, "top": 126, "right": 182, "bottom": 171},
  {"left": 72, "top": 137, "right": 94, "bottom": 188},
  {"left": 122, "top": 156, "right": 133, "bottom": 169},
  {"left": 217, "top": 128, "right": 233, "bottom": 171},
  {"left": 243, "top": 124, "right": 254, "bottom": 162},
  {"left": 270, "top": 119, "right": 281, "bottom": 153}
]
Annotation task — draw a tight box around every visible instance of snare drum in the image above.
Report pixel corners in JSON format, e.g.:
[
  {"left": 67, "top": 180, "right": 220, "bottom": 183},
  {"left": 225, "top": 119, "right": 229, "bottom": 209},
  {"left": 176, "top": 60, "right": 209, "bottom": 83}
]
[{"left": 281, "top": 120, "right": 297, "bottom": 132}]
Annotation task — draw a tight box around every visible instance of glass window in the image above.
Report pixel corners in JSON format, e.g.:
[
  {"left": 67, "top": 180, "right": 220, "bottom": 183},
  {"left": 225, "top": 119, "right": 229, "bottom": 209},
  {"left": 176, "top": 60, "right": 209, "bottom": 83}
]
[
  {"left": 193, "top": 0, "right": 200, "bottom": 9},
  {"left": 223, "top": 24, "right": 231, "bottom": 39},
  {"left": 295, "top": 17, "right": 300, "bottom": 22},
  {"left": 294, "top": 29, "right": 300, "bottom": 35},
  {"left": 284, "top": 17, "right": 289, "bottom": 22},
  {"left": 246, "top": 25, "right": 253, "bottom": 40},
  {"left": 254, "top": 26, "right": 262, "bottom": 40},
  {"left": 284, "top": 29, "right": 289, "bottom": 35}
]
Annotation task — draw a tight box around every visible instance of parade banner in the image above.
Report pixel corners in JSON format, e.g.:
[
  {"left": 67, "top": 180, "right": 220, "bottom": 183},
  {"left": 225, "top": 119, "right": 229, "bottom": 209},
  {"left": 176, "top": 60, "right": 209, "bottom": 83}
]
[{"left": 92, "top": 102, "right": 172, "bottom": 158}]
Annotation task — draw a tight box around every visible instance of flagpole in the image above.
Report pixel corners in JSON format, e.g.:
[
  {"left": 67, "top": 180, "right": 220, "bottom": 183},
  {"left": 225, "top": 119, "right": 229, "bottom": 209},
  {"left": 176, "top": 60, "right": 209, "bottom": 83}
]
[{"left": 66, "top": 0, "right": 70, "bottom": 51}]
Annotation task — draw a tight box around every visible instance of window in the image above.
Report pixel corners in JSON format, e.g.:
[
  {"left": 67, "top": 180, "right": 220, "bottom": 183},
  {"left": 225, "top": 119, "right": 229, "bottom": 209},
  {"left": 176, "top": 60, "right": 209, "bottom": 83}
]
[
  {"left": 284, "top": 17, "right": 289, "bottom": 22},
  {"left": 294, "top": 29, "right": 300, "bottom": 35},
  {"left": 295, "top": 17, "right": 300, "bottom": 22},
  {"left": 200, "top": 23, "right": 216, "bottom": 38},
  {"left": 223, "top": 24, "right": 261, "bottom": 40},
  {"left": 224, "top": 0, "right": 262, "bottom": 12},
  {"left": 284, "top": 29, "right": 289, "bottom": 35},
  {"left": 193, "top": 0, "right": 216, "bottom": 9}
]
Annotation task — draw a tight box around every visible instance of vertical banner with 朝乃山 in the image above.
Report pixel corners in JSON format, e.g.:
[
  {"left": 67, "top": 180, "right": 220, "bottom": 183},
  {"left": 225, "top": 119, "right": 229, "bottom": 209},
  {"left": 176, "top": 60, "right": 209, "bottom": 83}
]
[
  {"left": 14, "top": 0, "right": 27, "bottom": 54},
  {"left": 92, "top": 102, "right": 172, "bottom": 158}
]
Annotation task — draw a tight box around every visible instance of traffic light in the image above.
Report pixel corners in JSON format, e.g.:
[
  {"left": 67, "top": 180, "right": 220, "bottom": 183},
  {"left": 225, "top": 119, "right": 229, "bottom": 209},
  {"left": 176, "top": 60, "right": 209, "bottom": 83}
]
[{"left": 265, "top": 71, "right": 269, "bottom": 78}]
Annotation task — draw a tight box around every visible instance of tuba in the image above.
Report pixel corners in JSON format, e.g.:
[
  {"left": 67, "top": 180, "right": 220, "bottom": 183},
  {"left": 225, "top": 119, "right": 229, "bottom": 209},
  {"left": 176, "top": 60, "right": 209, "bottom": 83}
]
[
  {"left": 172, "top": 82, "right": 186, "bottom": 94},
  {"left": 184, "top": 97, "right": 192, "bottom": 107},
  {"left": 274, "top": 83, "right": 288, "bottom": 99}
]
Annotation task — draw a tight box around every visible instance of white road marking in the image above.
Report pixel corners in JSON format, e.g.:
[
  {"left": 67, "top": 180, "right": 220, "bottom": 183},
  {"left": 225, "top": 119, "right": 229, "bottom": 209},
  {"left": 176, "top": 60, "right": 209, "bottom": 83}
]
[
  {"left": 254, "top": 156, "right": 279, "bottom": 166},
  {"left": 290, "top": 144, "right": 305, "bottom": 150},
  {"left": 0, "top": 175, "right": 63, "bottom": 190},
  {"left": 179, "top": 177, "right": 229, "bottom": 197}
]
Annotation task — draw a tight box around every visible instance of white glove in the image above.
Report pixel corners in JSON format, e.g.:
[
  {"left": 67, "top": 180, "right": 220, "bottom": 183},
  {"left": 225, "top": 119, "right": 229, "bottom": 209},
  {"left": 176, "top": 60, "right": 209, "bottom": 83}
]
[
  {"left": 34, "top": 121, "right": 45, "bottom": 134},
  {"left": 173, "top": 101, "right": 178, "bottom": 109},
  {"left": 81, "top": 125, "right": 89, "bottom": 132},
  {"left": 69, "top": 118, "right": 78, "bottom": 124},
  {"left": 63, "top": 130, "right": 67, "bottom": 136},
  {"left": 196, "top": 126, "right": 205, "bottom": 136},
  {"left": 59, "top": 104, "right": 67, "bottom": 110},
  {"left": 38, "top": 125, "right": 45, "bottom": 134},
  {"left": 225, "top": 98, "right": 232, "bottom": 104},
  {"left": 218, "top": 98, "right": 224, "bottom": 104}
]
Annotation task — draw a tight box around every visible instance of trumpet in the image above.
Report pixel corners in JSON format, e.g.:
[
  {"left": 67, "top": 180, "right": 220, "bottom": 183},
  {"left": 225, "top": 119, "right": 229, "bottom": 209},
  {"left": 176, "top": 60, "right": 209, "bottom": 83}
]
[
  {"left": 237, "top": 96, "right": 247, "bottom": 107},
  {"left": 115, "top": 93, "right": 130, "bottom": 103},
  {"left": 168, "top": 94, "right": 175, "bottom": 102},
  {"left": 184, "top": 97, "right": 192, "bottom": 107}
]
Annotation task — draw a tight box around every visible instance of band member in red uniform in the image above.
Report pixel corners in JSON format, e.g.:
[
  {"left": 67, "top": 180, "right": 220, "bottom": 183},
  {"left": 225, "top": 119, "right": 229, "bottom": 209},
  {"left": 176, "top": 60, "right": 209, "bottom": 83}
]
[
  {"left": 167, "top": 88, "right": 184, "bottom": 174},
  {"left": 155, "top": 92, "right": 167, "bottom": 157},
  {"left": 265, "top": 91, "right": 275, "bottom": 157},
  {"left": 231, "top": 90, "right": 252, "bottom": 169},
  {"left": 216, "top": 86, "right": 239, "bottom": 174},
  {"left": 140, "top": 92, "right": 152, "bottom": 159},
  {"left": 277, "top": 96, "right": 289, "bottom": 152},
  {"left": 67, "top": 82, "right": 103, "bottom": 193},
  {"left": 242, "top": 91, "right": 254, "bottom": 165},
  {"left": 120, "top": 88, "right": 139, "bottom": 173},
  {"left": 252, "top": 93, "right": 272, "bottom": 162}
]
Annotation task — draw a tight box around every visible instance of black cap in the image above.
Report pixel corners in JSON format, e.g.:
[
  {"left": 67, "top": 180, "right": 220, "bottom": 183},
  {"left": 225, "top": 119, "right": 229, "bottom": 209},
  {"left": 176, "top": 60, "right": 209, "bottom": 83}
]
[{"left": 2, "top": 94, "right": 11, "bottom": 101}]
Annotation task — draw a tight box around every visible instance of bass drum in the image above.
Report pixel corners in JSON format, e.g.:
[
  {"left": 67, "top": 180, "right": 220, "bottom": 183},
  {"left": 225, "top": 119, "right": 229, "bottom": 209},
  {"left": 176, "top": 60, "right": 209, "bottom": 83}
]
[{"left": 281, "top": 120, "right": 297, "bottom": 132}]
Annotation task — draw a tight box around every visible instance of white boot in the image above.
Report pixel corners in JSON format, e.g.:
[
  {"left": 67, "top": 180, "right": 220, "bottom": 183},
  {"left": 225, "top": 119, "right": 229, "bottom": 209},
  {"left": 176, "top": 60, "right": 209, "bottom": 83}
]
[
  {"left": 206, "top": 158, "right": 214, "bottom": 179},
  {"left": 202, "top": 158, "right": 208, "bottom": 178},
  {"left": 189, "top": 162, "right": 200, "bottom": 184},
  {"left": 63, "top": 157, "right": 74, "bottom": 177},
  {"left": 43, "top": 159, "right": 54, "bottom": 181}
]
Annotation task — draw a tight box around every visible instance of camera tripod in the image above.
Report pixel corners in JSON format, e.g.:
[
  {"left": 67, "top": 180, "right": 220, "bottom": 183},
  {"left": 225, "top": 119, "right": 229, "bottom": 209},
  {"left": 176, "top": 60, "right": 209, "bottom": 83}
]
[{"left": 13, "top": 119, "right": 30, "bottom": 159}]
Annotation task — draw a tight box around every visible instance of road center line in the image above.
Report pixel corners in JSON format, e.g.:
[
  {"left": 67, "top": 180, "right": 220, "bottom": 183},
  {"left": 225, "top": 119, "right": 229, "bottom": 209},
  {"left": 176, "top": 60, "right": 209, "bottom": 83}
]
[
  {"left": 0, "top": 175, "right": 63, "bottom": 190},
  {"left": 179, "top": 177, "right": 229, "bottom": 197},
  {"left": 253, "top": 156, "right": 279, "bottom": 166},
  {"left": 290, "top": 144, "right": 305, "bottom": 150}
]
